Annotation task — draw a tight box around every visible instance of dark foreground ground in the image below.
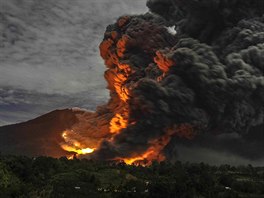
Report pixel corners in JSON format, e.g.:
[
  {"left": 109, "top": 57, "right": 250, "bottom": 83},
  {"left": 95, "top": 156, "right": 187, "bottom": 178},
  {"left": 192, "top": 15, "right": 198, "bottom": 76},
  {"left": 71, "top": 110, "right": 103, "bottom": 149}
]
[{"left": 1, "top": 154, "right": 264, "bottom": 198}]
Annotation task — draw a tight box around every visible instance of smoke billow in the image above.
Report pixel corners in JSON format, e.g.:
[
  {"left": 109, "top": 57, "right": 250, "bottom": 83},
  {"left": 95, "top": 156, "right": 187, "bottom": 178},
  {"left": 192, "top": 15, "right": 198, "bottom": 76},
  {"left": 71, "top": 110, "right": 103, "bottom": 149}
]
[{"left": 62, "top": 0, "right": 264, "bottom": 163}]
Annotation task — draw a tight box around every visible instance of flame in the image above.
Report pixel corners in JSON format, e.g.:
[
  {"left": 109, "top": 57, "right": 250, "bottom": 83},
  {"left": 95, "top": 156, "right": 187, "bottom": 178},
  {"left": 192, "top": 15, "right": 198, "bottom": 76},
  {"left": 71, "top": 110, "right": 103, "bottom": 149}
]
[
  {"left": 60, "top": 130, "right": 95, "bottom": 158},
  {"left": 59, "top": 123, "right": 194, "bottom": 165},
  {"left": 119, "top": 124, "right": 195, "bottom": 165},
  {"left": 118, "top": 131, "right": 172, "bottom": 165},
  {"left": 81, "top": 148, "right": 95, "bottom": 154},
  {"left": 61, "top": 144, "right": 94, "bottom": 155},
  {"left": 120, "top": 149, "right": 162, "bottom": 166}
]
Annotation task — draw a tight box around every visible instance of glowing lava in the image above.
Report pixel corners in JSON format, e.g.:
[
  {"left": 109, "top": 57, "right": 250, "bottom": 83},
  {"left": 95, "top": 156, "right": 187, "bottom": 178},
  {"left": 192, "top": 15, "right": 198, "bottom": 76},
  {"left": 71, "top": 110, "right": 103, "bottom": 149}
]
[
  {"left": 60, "top": 130, "right": 95, "bottom": 157},
  {"left": 119, "top": 124, "right": 195, "bottom": 165}
]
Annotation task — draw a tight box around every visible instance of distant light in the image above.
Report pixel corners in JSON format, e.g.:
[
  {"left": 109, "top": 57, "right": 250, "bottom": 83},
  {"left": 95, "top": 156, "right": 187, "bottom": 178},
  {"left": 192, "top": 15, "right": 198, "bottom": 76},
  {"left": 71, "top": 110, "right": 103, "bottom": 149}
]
[{"left": 75, "top": 187, "right": 81, "bottom": 190}]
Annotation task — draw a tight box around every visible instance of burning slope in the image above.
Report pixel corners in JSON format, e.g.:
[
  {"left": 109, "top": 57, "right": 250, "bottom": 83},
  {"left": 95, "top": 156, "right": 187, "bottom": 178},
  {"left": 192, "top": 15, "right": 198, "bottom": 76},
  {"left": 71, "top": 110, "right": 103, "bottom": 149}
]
[
  {"left": 0, "top": 109, "right": 81, "bottom": 157},
  {"left": 59, "top": 0, "right": 264, "bottom": 164},
  {"left": 60, "top": 130, "right": 95, "bottom": 155}
]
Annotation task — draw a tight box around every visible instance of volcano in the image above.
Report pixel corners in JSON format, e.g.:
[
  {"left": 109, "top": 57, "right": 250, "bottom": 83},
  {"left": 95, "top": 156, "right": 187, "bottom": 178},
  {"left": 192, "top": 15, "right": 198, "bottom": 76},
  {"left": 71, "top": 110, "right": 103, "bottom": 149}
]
[
  {"left": 0, "top": 109, "right": 263, "bottom": 165},
  {"left": 0, "top": 108, "right": 88, "bottom": 157},
  {"left": 1, "top": 0, "right": 263, "bottom": 165}
]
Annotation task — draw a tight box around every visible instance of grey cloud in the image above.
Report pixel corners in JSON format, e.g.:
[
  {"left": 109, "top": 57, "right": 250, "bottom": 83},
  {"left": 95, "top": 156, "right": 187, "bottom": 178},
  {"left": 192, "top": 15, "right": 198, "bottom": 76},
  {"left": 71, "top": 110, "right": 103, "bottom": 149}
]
[{"left": 0, "top": 0, "right": 147, "bottom": 124}]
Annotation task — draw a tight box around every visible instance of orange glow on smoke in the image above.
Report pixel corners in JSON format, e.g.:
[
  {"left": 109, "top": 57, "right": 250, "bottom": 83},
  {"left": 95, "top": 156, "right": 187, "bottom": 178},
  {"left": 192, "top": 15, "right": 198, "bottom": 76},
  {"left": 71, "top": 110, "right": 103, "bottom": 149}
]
[
  {"left": 117, "top": 16, "right": 130, "bottom": 27},
  {"left": 154, "top": 50, "right": 175, "bottom": 73},
  {"left": 112, "top": 63, "right": 134, "bottom": 102},
  {"left": 113, "top": 72, "right": 129, "bottom": 102},
  {"left": 118, "top": 130, "right": 173, "bottom": 165},
  {"left": 59, "top": 124, "right": 194, "bottom": 164},
  {"left": 117, "top": 35, "right": 131, "bottom": 57},
  {"left": 119, "top": 124, "right": 195, "bottom": 165},
  {"left": 59, "top": 16, "right": 196, "bottom": 164},
  {"left": 121, "top": 148, "right": 165, "bottom": 166},
  {"left": 110, "top": 112, "right": 128, "bottom": 134}
]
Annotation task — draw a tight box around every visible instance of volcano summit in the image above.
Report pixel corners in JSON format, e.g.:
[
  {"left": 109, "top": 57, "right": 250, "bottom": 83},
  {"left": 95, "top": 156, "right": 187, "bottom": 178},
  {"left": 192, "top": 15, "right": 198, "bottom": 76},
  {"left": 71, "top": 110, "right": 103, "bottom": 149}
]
[{"left": 1, "top": 0, "right": 264, "bottom": 165}]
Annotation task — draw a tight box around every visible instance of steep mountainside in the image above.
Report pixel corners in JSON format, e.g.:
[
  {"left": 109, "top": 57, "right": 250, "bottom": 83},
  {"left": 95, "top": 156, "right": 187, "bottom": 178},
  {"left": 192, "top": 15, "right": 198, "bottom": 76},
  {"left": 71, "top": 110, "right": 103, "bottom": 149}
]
[{"left": 0, "top": 108, "right": 91, "bottom": 157}]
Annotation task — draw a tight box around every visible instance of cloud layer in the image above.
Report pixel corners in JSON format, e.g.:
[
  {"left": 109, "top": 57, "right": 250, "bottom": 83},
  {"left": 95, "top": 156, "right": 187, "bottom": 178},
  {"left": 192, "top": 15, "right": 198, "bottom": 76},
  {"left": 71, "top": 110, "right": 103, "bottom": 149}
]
[{"left": 0, "top": 0, "right": 147, "bottom": 124}]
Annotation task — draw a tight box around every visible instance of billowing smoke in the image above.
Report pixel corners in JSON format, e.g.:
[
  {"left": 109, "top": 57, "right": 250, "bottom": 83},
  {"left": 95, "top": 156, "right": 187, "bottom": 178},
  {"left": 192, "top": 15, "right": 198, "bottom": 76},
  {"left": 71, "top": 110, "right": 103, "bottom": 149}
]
[{"left": 62, "top": 0, "right": 264, "bottom": 164}]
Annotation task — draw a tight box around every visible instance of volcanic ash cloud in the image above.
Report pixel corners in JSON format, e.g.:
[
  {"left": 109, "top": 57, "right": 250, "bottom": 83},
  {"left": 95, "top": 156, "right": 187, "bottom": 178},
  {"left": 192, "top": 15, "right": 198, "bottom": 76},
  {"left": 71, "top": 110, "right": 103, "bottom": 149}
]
[{"left": 61, "top": 0, "right": 264, "bottom": 164}]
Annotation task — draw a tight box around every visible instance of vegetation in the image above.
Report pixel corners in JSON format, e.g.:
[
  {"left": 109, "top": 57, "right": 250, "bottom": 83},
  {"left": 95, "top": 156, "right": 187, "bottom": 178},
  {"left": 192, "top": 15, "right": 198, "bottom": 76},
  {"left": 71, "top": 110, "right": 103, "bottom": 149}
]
[{"left": 0, "top": 154, "right": 264, "bottom": 198}]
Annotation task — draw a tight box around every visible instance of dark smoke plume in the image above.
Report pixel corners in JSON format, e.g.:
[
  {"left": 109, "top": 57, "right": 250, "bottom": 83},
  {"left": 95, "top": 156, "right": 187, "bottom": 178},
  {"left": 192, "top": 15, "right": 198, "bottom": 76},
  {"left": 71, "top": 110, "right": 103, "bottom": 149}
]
[{"left": 74, "top": 0, "right": 264, "bottom": 163}]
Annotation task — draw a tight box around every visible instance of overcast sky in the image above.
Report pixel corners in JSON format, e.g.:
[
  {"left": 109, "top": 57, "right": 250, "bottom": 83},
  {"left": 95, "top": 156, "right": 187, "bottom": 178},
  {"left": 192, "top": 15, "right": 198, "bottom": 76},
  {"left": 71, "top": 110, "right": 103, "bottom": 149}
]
[{"left": 0, "top": 0, "right": 147, "bottom": 125}]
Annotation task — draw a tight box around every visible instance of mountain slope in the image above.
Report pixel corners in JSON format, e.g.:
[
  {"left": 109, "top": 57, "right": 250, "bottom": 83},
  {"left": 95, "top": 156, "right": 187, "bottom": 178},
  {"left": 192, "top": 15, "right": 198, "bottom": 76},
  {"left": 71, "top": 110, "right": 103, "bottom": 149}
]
[{"left": 0, "top": 108, "right": 89, "bottom": 157}]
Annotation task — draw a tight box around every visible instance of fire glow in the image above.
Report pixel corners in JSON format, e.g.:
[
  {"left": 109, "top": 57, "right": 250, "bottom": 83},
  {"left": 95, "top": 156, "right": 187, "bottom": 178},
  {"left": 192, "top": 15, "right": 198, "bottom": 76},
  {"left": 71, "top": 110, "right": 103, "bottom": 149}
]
[
  {"left": 59, "top": 15, "right": 201, "bottom": 165},
  {"left": 61, "top": 131, "right": 95, "bottom": 157}
]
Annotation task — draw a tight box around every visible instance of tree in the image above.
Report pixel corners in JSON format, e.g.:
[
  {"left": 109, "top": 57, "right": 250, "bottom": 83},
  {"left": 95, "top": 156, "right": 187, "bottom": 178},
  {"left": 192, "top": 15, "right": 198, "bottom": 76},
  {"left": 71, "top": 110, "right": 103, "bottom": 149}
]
[{"left": 0, "top": 162, "right": 22, "bottom": 197}]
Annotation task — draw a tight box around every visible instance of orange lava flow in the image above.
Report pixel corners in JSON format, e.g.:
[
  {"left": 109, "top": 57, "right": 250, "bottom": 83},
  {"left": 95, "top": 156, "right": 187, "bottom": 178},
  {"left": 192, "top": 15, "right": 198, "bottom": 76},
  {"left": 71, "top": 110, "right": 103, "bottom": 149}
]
[
  {"left": 118, "top": 130, "right": 173, "bottom": 165},
  {"left": 119, "top": 124, "right": 195, "bottom": 165},
  {"left": 60, "top": 130, "right": 95, "bottom": 158}
]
